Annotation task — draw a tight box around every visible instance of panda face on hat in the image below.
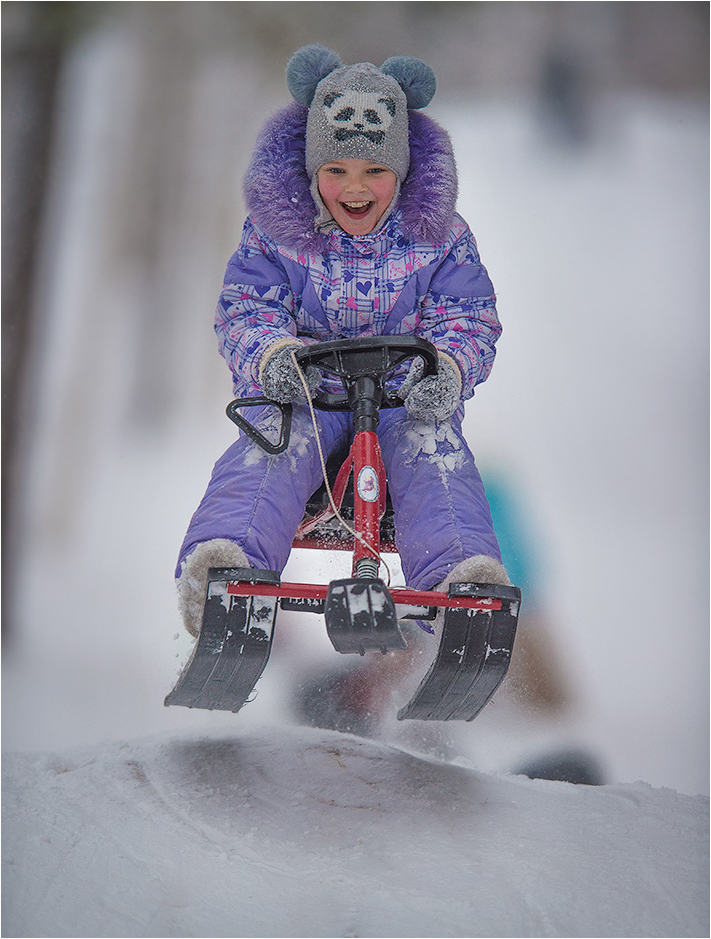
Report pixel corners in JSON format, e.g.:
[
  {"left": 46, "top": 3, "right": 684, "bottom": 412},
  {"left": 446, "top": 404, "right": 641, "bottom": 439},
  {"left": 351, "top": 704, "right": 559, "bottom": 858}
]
[
  {"left": 306, "top": 63, "right": 409, "bottom": 181},
  {"left": 323, "top": 90, "right": 397, "bottom": 145},
  {"left": 285, "top": 45, "right": 437, "bottom": 182}
]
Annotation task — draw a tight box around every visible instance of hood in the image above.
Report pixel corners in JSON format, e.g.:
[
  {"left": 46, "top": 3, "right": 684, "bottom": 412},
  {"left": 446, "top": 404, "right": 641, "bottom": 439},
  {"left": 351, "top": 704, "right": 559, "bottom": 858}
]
[{"left": 243, "top": 102, "right": 458, "bottom": 252}]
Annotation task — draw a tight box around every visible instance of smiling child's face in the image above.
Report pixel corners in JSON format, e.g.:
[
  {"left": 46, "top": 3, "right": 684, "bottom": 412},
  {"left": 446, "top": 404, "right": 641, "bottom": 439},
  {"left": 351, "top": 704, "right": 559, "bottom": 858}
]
[{"left": 316, "top": 159, "right": 398, "bottom": 236}]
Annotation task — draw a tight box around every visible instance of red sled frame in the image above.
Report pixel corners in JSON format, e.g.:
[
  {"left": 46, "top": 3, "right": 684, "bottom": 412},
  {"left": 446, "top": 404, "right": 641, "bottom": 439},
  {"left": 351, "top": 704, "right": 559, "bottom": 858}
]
[{"left": 165, "top": 337, "right": 520, "bottom": 721}]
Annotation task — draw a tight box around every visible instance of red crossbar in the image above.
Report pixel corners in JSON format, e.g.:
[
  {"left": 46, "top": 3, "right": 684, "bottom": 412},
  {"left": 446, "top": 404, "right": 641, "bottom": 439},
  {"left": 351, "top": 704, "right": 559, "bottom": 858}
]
[{"left": 226, "top": 581, "right": 502, "bottom": 611}]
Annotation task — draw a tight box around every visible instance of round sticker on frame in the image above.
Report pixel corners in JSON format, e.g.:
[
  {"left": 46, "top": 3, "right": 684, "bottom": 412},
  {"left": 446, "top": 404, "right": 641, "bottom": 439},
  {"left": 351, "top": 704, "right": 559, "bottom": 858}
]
[{"left": 357, "top": 465, "right": 380, "bottom": 503}]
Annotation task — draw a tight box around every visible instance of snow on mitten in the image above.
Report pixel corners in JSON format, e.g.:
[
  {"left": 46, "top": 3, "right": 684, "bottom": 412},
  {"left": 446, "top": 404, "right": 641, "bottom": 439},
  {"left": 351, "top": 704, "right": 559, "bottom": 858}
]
[
  {"left": 401, "top": 352, "right": 462, "bottom": 422},
  {"left": 259, "top": 339, "right": 322, "bottom": 404},
  {"left": 437, "top": 554, "right": 511, "bottom": 591},
  {"left": 419, "top": 554, "right": 511, "bottom": 635},
  {"left": 177, "top": 539, "right": 251, "bottom": 637}
]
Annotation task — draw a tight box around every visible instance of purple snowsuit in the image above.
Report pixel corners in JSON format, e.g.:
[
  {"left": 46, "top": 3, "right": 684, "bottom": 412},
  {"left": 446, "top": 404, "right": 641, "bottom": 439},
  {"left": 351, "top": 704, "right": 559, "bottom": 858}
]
[{"left": 177, "top": 103, "right": 503, "bottom": 590}]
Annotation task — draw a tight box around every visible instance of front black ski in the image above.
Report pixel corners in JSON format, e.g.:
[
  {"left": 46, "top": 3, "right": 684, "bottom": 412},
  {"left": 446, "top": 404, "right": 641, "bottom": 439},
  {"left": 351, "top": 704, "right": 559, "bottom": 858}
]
[
  {"left": 164, "top": 567, "right": 279, "bottom": 712},
  {"left": 397, "top": 583, "right": 520, "bottom": 722},
  {"left": 325, "top": 577, "right": 406, "bottom": 655}
]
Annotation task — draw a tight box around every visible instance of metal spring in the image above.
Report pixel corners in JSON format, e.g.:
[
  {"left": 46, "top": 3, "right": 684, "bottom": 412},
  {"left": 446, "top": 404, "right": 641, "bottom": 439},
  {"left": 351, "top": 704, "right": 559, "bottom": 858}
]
[{"left": 355, "top": 557, "right": 379, "bottom": 579}]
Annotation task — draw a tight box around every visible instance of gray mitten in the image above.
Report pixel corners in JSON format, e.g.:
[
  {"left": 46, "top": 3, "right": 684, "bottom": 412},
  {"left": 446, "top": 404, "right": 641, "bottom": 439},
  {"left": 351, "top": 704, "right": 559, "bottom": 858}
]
[
  {"left": 401, "top": 353, "right": 462, "bottom": 422},
  {"left": 259, "top": 340, "right": 321, "bottom": 404}
]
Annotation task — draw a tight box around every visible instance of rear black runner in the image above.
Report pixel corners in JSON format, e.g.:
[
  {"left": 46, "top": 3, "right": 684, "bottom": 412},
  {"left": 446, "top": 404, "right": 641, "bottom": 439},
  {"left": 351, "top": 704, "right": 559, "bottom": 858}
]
[
  {"left": 164, "top": 568, "right": 278, "bottom": 712},
  {"left": 397, "top": 583, "right": 520, "bottom": 722}
]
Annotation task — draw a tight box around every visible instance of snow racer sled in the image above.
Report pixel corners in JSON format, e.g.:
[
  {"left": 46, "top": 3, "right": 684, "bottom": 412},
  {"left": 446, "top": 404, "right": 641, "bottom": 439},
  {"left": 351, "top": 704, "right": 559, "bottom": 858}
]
[{"left": 165, "top": 336, "right": 520, "bottom": 721}]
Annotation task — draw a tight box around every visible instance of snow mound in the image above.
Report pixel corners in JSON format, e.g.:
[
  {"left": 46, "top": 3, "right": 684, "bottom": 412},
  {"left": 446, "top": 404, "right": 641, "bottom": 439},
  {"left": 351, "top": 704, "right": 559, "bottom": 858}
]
[{"left": 3, "top": 725, "right": 708, "bottom": 938}]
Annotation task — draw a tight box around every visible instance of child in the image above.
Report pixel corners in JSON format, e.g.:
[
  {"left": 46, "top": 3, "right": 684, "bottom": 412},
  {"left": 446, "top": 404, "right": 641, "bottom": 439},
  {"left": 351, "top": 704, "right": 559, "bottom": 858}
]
[{"left": 176, "top": 44, "right": 509, "bottom": 637}]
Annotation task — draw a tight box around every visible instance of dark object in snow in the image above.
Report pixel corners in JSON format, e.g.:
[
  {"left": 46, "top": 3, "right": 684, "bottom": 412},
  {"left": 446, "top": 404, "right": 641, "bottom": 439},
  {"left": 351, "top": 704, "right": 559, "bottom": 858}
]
[
  {"left": 294, "top": 666, "right": 381, "bottom": 737},
  {"left": 514, "top": 749, "right": 606, "bottom": 786}
]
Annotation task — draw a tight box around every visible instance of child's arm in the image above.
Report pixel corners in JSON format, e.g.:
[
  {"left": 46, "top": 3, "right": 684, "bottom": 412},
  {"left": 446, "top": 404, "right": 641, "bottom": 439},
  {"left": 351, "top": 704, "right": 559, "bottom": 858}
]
[
  {"left": 214, "top": 219, "right": 302, "bottom": 393},
  {"left": 415, "top": 221, "right": 502, "bottom": 401}
]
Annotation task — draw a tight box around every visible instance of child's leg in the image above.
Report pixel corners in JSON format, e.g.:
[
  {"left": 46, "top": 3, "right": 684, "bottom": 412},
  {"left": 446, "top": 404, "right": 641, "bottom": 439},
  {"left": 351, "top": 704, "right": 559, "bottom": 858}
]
[
  {"left": 177, "top": 406, "right": 351, "bottom": 576},
  {"left": 377, "top": 409, "right": 503, "bottom": 590}
]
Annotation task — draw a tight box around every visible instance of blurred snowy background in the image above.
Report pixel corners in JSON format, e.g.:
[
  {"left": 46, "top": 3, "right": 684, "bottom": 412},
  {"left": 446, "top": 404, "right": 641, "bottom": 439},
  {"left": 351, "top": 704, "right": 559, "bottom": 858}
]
[{"left": 3, "top": 2, "right": 708, "bottom": 796}]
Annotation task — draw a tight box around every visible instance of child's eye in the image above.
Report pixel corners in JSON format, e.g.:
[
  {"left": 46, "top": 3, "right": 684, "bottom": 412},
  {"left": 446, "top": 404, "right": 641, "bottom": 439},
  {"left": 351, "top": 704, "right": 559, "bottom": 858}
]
[{"left": 367, "top": 168, "right": 385, "bottom": 174}]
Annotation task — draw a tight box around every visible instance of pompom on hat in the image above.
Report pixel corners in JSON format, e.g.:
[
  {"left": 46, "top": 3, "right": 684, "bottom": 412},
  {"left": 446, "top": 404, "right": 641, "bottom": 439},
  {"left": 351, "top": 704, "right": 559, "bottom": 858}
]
[{"left": 286, "top": 44, "right": 437, "bottom": 182}]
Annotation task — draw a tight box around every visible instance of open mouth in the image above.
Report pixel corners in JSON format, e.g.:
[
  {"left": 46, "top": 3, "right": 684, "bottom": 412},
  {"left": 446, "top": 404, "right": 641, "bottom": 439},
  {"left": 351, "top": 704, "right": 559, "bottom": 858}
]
[{"left": 341, "top": 200, "right": 373, "bottom": 217}]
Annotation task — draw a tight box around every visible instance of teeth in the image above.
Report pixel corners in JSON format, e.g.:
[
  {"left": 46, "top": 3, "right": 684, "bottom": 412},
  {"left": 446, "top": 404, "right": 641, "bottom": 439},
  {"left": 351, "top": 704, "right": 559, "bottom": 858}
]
[{"left": 343, "top": 201, "right": 370, "bottom": 208}]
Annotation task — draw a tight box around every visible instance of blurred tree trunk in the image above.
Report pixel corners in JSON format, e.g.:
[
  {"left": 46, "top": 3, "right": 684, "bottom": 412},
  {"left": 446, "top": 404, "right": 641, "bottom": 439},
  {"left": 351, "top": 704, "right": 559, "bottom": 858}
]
[{"left": 1, "top": 2, "right": 89, "bottom": 638}]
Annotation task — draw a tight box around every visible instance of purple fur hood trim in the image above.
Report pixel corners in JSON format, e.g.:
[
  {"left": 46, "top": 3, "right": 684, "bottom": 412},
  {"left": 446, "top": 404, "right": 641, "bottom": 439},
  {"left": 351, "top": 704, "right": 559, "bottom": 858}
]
[{"left": 243, "top": 102, "right": 458, "bottom": 251}]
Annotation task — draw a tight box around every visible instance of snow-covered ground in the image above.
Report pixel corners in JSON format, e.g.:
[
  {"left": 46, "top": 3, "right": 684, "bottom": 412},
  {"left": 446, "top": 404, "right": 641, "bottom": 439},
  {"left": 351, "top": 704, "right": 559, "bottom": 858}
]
[
  {"left": 2, "top": 27, "right": 709, "bottom": 938},
  {"left": 3, "top": 726, "right": 708, "bottom": 938}
]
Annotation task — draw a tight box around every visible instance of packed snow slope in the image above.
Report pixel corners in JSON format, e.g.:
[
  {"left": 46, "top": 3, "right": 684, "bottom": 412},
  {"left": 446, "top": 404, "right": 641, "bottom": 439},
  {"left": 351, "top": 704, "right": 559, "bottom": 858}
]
[{"left": 3, "top": 724, "right": 707, "bottom": 939}]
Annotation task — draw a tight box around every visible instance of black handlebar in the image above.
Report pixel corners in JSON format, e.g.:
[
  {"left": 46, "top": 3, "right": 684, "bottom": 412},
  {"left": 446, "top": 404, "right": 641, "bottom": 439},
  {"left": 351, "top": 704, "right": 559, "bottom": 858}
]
[
  {"left": 294, "top": 335, "right": 438, "bottom": 411},
  {"left": 227, "top": 335, "right": 438, "bottom": 454}
]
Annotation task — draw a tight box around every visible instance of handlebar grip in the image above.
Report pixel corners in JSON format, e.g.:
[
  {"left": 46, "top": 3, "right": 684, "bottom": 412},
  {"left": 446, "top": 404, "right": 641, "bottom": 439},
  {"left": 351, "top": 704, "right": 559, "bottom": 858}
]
[{"left": 226, "top": 398, "right": 292, "bottom": 454}]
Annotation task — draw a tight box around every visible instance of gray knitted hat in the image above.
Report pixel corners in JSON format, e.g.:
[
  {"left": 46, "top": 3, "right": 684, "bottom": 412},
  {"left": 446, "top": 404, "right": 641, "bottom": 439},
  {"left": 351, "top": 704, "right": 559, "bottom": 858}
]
[{"left": 286, "top": 45, "right": 437, "bottom": 181}]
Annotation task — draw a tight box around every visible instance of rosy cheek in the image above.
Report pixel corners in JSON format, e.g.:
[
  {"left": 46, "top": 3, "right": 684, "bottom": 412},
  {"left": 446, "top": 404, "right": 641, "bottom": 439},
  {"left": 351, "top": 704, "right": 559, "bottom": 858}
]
[
  {"left": 317, "top": 177, "right": 337, "bottom": 203},
  {"left": 372, "top": 178, "right": 396, "bottom": 202},
  {"left": 318, "top": 189, "right": 338, "bottom": 214}
]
